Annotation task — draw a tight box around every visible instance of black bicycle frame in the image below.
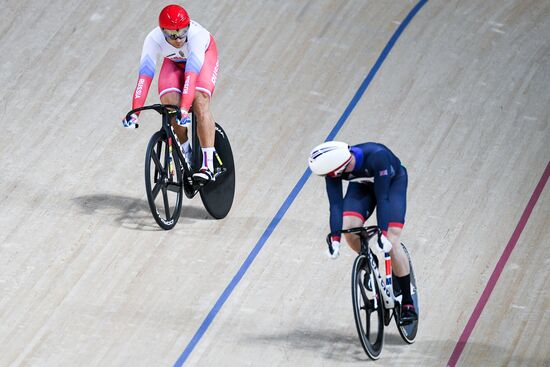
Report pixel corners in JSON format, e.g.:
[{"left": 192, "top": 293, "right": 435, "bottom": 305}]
[{"left": 126, "top": 104, "right": 193, "bottom": 174}]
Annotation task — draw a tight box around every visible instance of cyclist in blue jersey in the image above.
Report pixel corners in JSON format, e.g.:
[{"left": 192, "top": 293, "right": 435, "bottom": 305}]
[{"left": 308, "top": 141, "right": 417, "bottom": 324}]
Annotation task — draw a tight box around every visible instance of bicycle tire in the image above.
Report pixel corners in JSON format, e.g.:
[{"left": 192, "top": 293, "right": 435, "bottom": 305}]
[
  {"left": 198, "top": 123, "right": 235, "bottom": 219},
  {"left": 352, "top": 254, "right": 384, "bottom": 360},
  {"left": 144, "top": 131, "right": 183, "bottom": 230},
  {"left": 395, "top": 243, "right": 419, "bottom": 343}
]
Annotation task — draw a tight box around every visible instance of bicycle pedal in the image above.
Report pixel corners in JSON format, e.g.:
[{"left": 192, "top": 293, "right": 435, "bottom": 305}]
[{"left": 212, "top": 167, "right": 225, "bottom": 179}]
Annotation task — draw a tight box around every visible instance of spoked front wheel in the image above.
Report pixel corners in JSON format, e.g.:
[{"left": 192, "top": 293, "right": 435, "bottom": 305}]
[
  {"left": 144, "top": 131, "right": 183, "bottom": 230},
  {"left": 352, "top": 254, "right": 385, "bottom": 360},
  {"left": 394, "top": 243, "right": 419, "bottom": 343}
]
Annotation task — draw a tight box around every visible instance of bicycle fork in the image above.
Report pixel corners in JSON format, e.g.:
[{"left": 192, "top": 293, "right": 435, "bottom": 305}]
[{"left": 168, "top": 137, "right": 176, "bottom": 178}]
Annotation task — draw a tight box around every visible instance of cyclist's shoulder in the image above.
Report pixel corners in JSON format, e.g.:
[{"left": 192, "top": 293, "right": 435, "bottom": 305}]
[
  {"left": 143, "top": 27, "right": 165, "bottom": 45},
  {"left": 351, "top": 142, "right": 383, "bottom": 152},
  {"left": 188, "top": 20, "right": 210, "bottom": 36},
  {"left": 355, "top": 142, "right": 399, "bottom": 159}
]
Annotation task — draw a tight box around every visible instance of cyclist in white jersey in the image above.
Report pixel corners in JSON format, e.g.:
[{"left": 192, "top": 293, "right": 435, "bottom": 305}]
[{"left": 122, "top": 4, "right": 220, "bottom": 184}]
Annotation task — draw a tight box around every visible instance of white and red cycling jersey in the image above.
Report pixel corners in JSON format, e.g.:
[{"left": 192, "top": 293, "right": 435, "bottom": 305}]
[{"left": 132, "top": 20, "right": 219, "bottom": 114}]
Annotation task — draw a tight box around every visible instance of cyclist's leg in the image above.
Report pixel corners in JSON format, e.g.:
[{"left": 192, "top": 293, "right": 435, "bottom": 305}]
[
  {"left": 158, "top": 59, "right": 188, "bottom": 144},
  {"left": 386, "top": 167, "right": 416, "bottom": 318},
  {"left": 194, "top": 36, "right": 219, "bottom": 172},
  {"left": 343, "top": 216, "right": 363, "bottom": 253},
  {"left": 193, "top": 91, "right": 215, "bottom": 149},
  {"left": 386, "top": 167, "right": 409, "bottom": 276},
  {"left": 388, "top": 228, "right": 409, "bottom": 276},
  {"left": 343, "top": 183, "right": 376, "bottom": 253}
]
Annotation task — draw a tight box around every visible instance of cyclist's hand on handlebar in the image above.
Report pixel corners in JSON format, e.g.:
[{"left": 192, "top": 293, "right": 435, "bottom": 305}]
[
  {"left": 176, "top": 109, "right": 191, "bottom": 126},
  {"left": 327, "top": 240, "right": 340, "bottom": 259},
  {"left": 122, "top": 113, "right": 139, "bottom": 129},
  {"left": 377, "top": 234, "right": 392, "bottom": 252}
]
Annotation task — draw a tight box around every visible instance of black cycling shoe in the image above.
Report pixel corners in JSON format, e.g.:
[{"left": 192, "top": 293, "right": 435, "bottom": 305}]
[{"left": 400, "top": 304, "right": 418, "bottom": 325}]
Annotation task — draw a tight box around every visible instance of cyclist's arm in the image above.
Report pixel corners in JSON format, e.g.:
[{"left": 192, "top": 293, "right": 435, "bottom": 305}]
[
  {"left": 326, "top": 177, "right": 344, "bottom": 241},
  {"left": 131, "top": 33, "right": 162, "bottom": 114},
  {"left": 180, "top": 26, "right": 210, "bottom": 111}
]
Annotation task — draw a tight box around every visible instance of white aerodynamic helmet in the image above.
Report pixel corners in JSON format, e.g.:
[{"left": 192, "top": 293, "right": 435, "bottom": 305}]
[{"left": 308, "top": 141, "right": 352, "bottom": 177}]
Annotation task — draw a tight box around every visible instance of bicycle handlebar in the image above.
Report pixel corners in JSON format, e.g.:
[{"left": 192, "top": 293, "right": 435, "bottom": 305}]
[
  {"left": 125, "top": 104, "right": 182, "bottom": 126},
  {"left": 325, "top": 225, "right": 381, "bottom": 246}
]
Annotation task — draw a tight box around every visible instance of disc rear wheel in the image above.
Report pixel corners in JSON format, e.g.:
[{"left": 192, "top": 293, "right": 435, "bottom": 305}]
[{"left": 198, "top": 123, "right": 235, "bottom": 219}]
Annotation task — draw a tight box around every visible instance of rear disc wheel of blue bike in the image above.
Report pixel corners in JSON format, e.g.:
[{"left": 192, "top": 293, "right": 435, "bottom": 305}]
[
  {"left": 144, "top": 131, "right": 183, "bottom": 230},
  {"left": 352, "top": 254, "right": 384, "bottom": 360}
]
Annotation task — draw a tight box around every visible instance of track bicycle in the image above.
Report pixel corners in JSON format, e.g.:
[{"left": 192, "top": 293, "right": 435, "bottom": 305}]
[
  {"left": 327, "top": 226, "right": 419, "bottom": 359},
  {"left": 125, "top": 104, "right": 235, "bottom": 229}
]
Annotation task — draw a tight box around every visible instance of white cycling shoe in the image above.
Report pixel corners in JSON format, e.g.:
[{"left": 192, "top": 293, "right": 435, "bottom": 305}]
[{"left": 193, "top": 168, "right": 215, "bottom": 185}]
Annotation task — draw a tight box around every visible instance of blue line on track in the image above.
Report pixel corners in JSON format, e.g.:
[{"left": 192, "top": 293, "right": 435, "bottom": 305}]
[{"left": 173, "top": 1, "right": 427, "bottom": 365}]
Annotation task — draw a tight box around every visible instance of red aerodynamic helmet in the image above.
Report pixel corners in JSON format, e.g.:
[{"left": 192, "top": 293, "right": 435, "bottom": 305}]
[{"left": 159, "top": 4, "right": 190, "bottom": 30}]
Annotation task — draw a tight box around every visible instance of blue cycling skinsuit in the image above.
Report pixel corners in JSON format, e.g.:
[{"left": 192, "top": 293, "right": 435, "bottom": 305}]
[
  {"left": 325, "top": 142, "right": 407, "bottom": 242},
  {"left": 323, "top": 142, "right": 417, "bottom": 321}
]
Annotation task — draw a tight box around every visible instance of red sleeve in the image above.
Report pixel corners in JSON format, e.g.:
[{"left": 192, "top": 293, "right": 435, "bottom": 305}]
[
  {"left": 180, "top": 71, "right": 198, "bottom": 112},
  {"left": 131, "top": 75, "right": 153, "bottom": 115}
]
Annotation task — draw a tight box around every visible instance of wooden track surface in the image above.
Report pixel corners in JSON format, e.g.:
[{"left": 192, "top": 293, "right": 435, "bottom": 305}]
[{"left": 0, "top": 0, "right": 548, "bottom": 365}]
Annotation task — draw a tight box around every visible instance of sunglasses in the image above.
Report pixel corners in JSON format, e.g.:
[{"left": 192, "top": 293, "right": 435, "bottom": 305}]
[{"left": 162, "top": 27, "right": 189, "bottom": 40}]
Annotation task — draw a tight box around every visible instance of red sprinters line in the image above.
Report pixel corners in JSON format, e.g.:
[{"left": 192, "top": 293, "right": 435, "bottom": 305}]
[{"left": 447, "top": 160, "right": 550, "bottom": 366}]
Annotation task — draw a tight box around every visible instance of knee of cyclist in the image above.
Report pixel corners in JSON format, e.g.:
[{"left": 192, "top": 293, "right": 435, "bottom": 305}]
[
  {"left": 161, "top": 92, "right": 180, "bottom": 106},
  {"left": 386, "top": 226, "right": 402, "bottom": 243},
  {"left": 343, "top": 215, "right": 363, "bottom": 230},
  {"left": 193, "top": 92, "right": 210, "bottom": 114},
  {"left": 343, "top": 232, "right": 357, "bottom": 244}
]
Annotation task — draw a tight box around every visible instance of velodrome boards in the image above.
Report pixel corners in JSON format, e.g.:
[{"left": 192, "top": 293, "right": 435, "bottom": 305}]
[{"left": 0, "top": 0, "right": 548, "bottom": 365}]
